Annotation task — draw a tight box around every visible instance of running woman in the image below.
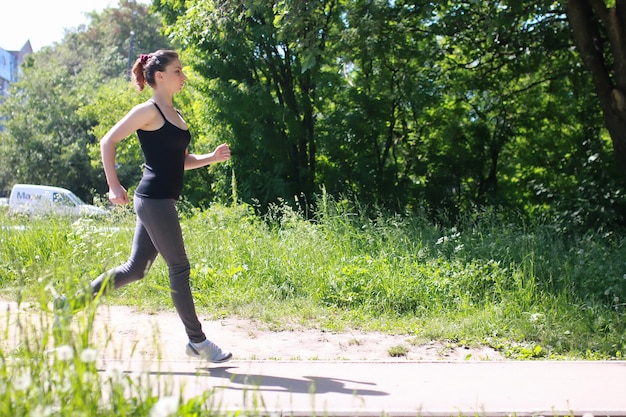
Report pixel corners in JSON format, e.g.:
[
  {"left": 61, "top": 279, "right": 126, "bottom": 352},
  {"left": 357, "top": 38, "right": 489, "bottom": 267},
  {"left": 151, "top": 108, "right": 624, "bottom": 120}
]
[{"left": 93, "top": 49, "right": 232, "bottom": 363}]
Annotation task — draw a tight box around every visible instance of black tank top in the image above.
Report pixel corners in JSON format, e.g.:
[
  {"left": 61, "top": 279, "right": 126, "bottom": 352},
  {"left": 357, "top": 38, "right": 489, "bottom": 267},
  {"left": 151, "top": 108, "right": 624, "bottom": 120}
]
[{"left": 134, "top": 101, "right": 191, "bottom": 200}]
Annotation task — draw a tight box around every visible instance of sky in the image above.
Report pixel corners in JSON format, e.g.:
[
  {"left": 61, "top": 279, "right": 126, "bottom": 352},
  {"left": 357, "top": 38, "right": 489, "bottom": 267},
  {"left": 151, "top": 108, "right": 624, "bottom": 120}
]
[{"left": 0, "top": 0, "right": 147, "bottom": 52}]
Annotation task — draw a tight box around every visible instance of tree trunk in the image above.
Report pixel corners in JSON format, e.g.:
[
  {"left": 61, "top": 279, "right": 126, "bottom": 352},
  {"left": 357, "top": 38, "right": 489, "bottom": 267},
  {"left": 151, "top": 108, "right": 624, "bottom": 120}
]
[{"left": 567, "top": 0, "right": 626, "bottom": 176}]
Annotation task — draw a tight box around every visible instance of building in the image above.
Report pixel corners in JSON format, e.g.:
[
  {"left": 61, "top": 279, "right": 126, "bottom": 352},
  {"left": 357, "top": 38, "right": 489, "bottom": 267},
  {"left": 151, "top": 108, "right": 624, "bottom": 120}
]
[
  {"left": 0, "top": 40, "right": 32, "bottom": 96},
  {"left": 0, "top": 40, "right": 32, "bottom": 130}
]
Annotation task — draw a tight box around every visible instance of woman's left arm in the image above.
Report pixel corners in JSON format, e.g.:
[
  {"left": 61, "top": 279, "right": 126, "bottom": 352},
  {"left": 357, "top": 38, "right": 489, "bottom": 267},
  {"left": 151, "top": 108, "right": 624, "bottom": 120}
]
[{"left": 184, "top": 143, "right": 231, "bottom": 170}]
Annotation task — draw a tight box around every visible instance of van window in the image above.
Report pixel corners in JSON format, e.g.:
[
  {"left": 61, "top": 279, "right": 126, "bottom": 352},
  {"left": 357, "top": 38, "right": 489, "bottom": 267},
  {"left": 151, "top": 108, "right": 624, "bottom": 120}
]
[{"left": 53, "top": 192, "right": 76, "bottom": 207}]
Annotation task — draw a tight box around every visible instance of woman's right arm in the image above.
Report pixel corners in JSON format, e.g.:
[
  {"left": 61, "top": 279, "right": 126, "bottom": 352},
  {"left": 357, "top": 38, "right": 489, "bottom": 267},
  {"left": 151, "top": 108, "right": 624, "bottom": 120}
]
[{"left": 101, "top": 103, "right": 154, "bottom": 205}]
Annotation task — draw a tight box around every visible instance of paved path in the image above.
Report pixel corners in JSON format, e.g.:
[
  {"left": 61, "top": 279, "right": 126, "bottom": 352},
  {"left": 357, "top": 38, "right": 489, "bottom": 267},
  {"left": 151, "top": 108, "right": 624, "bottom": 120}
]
[{"left": 108, "top": 359, "right": 626, "bottom": 416}]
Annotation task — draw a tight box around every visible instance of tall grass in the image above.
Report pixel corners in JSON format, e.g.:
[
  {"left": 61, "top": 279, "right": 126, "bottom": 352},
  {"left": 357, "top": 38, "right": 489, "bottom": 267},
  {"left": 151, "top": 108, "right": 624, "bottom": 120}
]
[
  {"left": 1, "top": 200, "right": 625, "bottom": 361},
  {"left": 0, "top": 292, "right": 219, "bottom": 416}
]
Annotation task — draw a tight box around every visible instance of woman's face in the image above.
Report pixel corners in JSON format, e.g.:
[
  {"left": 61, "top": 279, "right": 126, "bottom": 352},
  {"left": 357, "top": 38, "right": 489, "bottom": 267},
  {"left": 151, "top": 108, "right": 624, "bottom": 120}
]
[{"left": 158, "top": 58, "right": 187, "bottom": 92}]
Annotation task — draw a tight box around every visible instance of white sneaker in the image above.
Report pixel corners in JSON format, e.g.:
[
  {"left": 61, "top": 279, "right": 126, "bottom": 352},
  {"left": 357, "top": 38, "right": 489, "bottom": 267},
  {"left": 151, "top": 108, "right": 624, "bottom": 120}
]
[{"left": 185, "top": 339, "right": 232, "bottom": 363}]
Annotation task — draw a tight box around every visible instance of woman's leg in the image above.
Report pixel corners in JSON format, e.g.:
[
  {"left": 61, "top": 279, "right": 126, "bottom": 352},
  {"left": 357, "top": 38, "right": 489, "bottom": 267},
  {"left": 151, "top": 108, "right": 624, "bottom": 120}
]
[
  {"left": 134, "top": 196, "right": 206, "bottom": 343},
  {"left": 91, "top": 215, "right": 158, "bottom": 295}
]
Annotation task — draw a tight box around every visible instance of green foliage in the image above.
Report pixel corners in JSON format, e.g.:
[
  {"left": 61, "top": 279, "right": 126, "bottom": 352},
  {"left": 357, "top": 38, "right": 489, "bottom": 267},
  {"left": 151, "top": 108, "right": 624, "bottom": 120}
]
[
  {"left": 0, "top": 0, "right": 171, "bottom": 201},
  {"left": 150, "top": 0, "right": 626, "bottom": 229},
  {"left": 388, "top": 344, "right": 409, "bottom": 358},
  {"left": 156, "top": 0, "right": 343, "bottom": 211},
  {"left": 1, "top": 0, "right": 626, "bottom": 235},
  {"left": 176, "top": 74, "right": 235, "bottom": 208},
  {"left": 1, "top": 200, "right": 624, "bottom": 360},
  {"left": 0, "top": 56, "right": 101, "bottom": 201},
  {"left": 319, "top": 0, "right": 442, "bottom": 212}
]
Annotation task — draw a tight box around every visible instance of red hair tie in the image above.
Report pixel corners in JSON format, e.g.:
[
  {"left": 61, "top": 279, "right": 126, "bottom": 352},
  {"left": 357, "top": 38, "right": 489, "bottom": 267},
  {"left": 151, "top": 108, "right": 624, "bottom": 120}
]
[{"left": 139, "top": 54, "right": 151, "bottom": 65}]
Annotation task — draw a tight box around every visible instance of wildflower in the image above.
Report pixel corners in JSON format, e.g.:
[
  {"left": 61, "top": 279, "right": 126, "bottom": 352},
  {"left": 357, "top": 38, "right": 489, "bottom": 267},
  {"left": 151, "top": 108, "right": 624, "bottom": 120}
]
[
  {"left": 80, "top": 348, "right": 98, "bottom": 363},
  {"left": 56, "top": 345, "right": 74, "bottom": 361},
  {"left": 150, "top": 396, "right": 180, "bottom": 417},
  {"left": 13, "top": 371, "right": 32, "bottom": 390}
]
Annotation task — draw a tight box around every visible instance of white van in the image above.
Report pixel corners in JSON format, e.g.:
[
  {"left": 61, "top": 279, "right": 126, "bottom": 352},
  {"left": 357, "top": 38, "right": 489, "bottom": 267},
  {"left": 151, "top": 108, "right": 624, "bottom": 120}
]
[{"left": 8, "top": 184, "right": 107, "bottom": 216}]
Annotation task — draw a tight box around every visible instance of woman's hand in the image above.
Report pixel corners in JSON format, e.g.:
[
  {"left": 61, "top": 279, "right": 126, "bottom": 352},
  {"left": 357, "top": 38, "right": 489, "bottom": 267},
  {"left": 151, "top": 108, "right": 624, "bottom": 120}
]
[
  {"left": 108, "top": 184, "right": 129, "bottom": 205},
  {"left": 211, "top": 143, "right": 231, "bottom": 163},
  {"left": 184, "top": 143, "right": 231, "bottom": 170}
]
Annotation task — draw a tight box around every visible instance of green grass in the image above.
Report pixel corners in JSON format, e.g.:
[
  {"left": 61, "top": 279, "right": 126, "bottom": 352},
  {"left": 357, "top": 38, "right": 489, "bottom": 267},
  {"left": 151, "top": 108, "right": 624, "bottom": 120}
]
[
  {"left": 1, "top": 201, "right": 625, "bottom": 359},
  {"left": 0, "top": 199, "right": 625, "bottom": 414}
]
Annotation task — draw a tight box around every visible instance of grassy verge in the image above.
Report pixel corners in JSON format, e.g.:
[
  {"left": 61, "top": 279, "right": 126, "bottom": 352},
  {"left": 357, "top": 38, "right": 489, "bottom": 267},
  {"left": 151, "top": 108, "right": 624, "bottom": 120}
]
[
  {"left": 1, "top": 200, "right": 624, "bottom": 361},
  {"left": 1, "top": 200, "right": 625, "bottom": 415}
]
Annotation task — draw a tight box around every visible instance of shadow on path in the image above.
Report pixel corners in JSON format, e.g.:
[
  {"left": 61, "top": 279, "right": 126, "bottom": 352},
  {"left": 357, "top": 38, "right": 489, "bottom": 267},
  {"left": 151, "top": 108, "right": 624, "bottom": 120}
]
[
  {"left": 198, "top": 365, "right": 389, "bottom": 396},
  {"left": 98, "top": 364, "right": 388, "bottom": 397}
]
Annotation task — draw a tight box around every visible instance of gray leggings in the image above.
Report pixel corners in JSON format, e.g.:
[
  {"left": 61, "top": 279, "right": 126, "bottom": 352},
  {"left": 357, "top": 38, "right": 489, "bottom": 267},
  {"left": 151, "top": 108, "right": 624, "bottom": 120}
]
[{"left": 91, "top": 195, "right": 206, "bottom": 343}]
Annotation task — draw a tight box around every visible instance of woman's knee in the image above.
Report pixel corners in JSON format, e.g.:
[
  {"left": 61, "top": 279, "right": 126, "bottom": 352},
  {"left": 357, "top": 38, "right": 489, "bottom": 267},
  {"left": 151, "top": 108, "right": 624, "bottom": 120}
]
[
  {"left": 126, "top": 261, "right": 152, "bottom": 281},
  {"left": 168, "top": 260, "right": 190, "bottom": 283}
]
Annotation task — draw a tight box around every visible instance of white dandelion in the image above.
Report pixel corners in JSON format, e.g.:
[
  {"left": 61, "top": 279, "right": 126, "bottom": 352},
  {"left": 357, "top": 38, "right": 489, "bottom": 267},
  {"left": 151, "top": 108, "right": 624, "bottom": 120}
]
[
  {"left": 56, "top": 345, "right": 74, "bottom": 361},
  {"left": 13, "top": 371, "right": 32, "bottom": 391},
  {"left": 80, "top": 348, "right": 98, "bottom": 363},
  {"left": 150, "top": 396, "right": 180, "bottom": 417}
]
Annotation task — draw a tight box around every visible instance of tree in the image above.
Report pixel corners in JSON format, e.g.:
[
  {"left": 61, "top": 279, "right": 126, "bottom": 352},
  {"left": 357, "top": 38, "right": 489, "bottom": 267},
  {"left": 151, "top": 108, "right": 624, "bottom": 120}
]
[
  {"left": 4, "top": 0, "right": 622, "bottom": 227},
  {"left": 0, "top": 0, "right": 170, "bottom": 200},
  {"left": 396, "top": 0, "right": 626, "bottom": 228},
  {"left": 0, "top": 53, "right": 102, "bottom": 200},
  {"left": 152, "top": 0, "right": 624, "bottom": 226},
  {"left": 567, "top": 0, "right": 626, "bottom": 177},
  {"left": 155, "top": 0, "right": 342, "bottom": 212},
  {"left": 319, "top": 0, "right": 442, "bottom": 212}
]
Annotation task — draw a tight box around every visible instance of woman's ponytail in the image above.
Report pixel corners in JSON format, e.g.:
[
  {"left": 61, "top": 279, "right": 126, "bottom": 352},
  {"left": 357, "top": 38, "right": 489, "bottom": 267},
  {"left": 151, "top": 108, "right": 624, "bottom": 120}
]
[
  {"left": 131, "top": 55, "right": 149, "bottom": 91},
  {"left": 131, "top": 50, "right": 179, "bottom": 92}
]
